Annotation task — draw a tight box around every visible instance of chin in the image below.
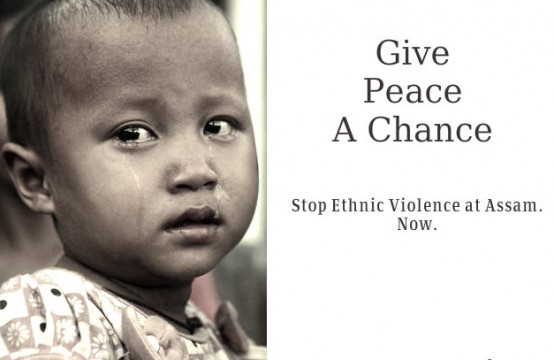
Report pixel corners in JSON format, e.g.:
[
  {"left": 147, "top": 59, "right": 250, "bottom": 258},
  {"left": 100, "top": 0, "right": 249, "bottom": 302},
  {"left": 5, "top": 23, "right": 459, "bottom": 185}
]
[{"left": 153, "top": 261, "right": 218, "bottom": 285}]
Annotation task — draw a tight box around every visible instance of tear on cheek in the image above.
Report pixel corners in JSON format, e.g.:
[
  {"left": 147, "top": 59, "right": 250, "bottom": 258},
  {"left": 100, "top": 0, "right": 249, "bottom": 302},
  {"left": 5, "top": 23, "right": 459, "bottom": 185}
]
[
  {"left": 119, "top": 155, "right": 144, "bottom": 192},
  {"left": 214, "top": 183, "right": 231, "bottom": 217},
  {"left": 131, "top": 169, "right": 143, "bottom": 192},
  {"left": 215, "top": 184, "right": 231, "bottom": 202},
  {"left": 120, "top": 157, "right": 145, "bottom": 236}
]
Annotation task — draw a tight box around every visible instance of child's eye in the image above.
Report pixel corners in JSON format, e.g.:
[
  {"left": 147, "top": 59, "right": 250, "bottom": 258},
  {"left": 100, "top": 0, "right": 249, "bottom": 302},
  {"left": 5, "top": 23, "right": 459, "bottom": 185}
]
[
  {"left": 204, "top": 119, "right": 235, "bottom": 138},
  {"left": 114, "top": 125, "right": 156, "bottom": 146}
]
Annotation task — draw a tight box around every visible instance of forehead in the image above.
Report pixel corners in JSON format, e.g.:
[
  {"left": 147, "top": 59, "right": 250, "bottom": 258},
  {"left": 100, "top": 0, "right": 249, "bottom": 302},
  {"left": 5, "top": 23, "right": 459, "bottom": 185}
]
[{"left": 52, "top": 6, "right": 243, "bottom": 104}]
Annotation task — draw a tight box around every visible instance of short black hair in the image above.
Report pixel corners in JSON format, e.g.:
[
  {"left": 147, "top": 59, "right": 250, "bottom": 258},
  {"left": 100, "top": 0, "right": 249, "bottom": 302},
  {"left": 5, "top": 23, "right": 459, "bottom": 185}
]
[
  {"left": 0, "top": 0, "right": 42, "bottom": 22},
  {"left": 0, "top": 0, "right": 220, "bottom": 155}
]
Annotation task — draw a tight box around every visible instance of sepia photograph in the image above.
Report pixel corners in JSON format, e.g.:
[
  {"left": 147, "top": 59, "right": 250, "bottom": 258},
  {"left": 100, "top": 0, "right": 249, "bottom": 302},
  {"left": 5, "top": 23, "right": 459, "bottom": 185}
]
[{"left": 0, "top": 0, "right": 266, "bottom": 358}]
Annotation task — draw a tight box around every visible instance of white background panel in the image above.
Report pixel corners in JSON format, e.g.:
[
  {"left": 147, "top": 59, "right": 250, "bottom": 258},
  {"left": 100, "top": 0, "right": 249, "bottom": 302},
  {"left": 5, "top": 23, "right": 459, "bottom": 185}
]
[{"left": 268, "top": 1, "right": 554, "bottom": 359}]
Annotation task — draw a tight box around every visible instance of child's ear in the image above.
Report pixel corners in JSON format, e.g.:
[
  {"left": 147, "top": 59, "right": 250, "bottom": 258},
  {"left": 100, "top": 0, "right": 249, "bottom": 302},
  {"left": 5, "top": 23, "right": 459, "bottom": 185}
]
[{"left": 1, "top": 142, "right": 55, "bottom": 214}]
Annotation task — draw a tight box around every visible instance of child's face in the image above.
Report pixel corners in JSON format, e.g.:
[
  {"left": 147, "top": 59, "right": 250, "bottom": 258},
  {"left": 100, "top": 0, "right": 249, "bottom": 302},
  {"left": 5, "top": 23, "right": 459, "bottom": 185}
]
[{"left": 43, "top": 7, "right": 258, "bottom": 286}]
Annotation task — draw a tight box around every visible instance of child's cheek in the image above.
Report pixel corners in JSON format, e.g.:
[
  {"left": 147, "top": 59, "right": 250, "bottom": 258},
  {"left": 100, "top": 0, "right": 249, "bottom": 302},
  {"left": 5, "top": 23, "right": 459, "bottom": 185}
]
[
  {"left": 215, "top": 143, "right": 258, "bottom": 214},
  {"left": 214, "top": 183, "right": 231, "bottom": 219},
  {"left": 119, "top": 154, "right": 148, "bottom": 237}
]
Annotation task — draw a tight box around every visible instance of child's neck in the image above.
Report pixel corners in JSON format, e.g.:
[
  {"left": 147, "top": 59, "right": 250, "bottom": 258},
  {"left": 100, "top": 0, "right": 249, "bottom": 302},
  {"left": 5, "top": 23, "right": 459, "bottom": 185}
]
[
  {"left": 0, "top": 185, "right": 62, "bottom": 282},
  {"left": 57, "top": 254, "right": 196, "bottom": 333}
]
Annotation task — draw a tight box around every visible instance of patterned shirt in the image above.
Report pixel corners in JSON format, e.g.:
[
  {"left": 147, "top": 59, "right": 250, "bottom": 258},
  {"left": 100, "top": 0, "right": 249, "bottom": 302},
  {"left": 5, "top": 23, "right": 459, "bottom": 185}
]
[{"left": 0, "top": 268, "right": 241, "bottom": 360}]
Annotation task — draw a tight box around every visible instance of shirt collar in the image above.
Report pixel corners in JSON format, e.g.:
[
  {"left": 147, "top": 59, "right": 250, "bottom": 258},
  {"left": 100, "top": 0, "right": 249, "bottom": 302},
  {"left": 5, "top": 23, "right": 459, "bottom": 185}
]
[{"left": 56, "top": 254, "right": 210, "bottom": 341}]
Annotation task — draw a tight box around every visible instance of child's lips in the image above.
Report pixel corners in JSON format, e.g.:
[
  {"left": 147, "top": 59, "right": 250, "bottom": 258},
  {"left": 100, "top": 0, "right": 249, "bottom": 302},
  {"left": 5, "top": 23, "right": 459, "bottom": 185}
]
[{"left": 164, "top": 206, "right": 221, "bottom": 243}]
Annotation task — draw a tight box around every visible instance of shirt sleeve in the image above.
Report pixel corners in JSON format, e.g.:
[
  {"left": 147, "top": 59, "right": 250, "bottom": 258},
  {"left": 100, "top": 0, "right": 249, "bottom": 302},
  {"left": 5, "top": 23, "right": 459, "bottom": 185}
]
[{"left": 0, "top": 271, "right": 122, "bottom": 360}]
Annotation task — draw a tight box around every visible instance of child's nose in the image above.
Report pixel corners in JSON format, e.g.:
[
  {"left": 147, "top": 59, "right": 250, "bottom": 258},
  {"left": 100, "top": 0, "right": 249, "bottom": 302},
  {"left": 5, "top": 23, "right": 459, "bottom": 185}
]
[{"left": 166, "top": 142, "right": 218, "bottom": 192}]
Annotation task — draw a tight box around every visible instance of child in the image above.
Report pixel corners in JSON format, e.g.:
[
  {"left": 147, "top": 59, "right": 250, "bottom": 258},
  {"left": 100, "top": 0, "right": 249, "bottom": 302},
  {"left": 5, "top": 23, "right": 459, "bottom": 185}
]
[
  {"left": 0, "top": 0, "right": 264, "bottom": 358},
  {"left": 1, "top": 0, "right": 228, "bottom": 328}
]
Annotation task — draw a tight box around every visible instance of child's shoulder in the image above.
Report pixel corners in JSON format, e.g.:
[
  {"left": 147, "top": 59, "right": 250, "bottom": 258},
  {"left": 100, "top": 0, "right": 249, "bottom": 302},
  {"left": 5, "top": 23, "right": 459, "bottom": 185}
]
[{"left": 0, "top": 268, "right": 127, "bottom": 359}]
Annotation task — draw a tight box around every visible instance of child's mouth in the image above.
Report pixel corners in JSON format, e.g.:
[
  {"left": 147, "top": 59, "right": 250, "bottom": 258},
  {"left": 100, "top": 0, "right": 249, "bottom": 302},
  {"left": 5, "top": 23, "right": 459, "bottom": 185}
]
[{"left": 164, "top": 206, "right": 222, "bottom": 243}]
